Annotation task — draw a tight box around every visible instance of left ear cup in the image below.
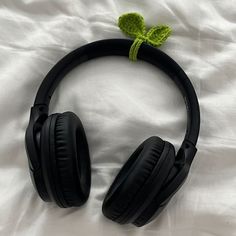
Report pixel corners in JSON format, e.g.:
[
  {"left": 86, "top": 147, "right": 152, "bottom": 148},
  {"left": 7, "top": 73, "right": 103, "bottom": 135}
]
[
  {"left": 40, "top": 112, "right": 91, "bottom": 207},
  {"left": 102, "top": 136, "right": 175, "bottom": 224}
]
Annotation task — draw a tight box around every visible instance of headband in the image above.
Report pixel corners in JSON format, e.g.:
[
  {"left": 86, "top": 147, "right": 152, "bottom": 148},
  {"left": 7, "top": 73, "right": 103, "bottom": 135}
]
[{"left": 33, "top": 39, "right": 200, "bottom": 147}]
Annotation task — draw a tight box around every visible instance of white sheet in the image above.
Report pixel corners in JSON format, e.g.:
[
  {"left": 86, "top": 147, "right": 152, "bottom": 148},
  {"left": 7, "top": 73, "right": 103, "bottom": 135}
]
[{"left": 0, "top": 0, "right": 236, "bottom": 235}]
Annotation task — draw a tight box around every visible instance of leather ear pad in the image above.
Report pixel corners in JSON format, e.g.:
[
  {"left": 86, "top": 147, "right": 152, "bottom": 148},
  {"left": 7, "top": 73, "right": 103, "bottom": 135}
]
[
  {"left": 41, "top": 112, "right": 91, "bottom": 207},
  {"left": 102, "top": 136, "right": 175, "bottom": 224}
]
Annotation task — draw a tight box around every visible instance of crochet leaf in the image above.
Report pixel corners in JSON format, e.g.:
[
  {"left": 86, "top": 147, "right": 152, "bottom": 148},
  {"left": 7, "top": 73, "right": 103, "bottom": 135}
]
[
  {"left": 118, "top": 12, "right": 146, "bottom": 39},
  {"left": 146, "top": 25, "right": 172, "bottom": 47}
]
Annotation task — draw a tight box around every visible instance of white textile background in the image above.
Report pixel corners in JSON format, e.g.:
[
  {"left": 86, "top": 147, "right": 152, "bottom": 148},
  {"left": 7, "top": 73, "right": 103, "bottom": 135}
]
[{"left": 0, "top": 0, "right": 235, "bottom": 235}]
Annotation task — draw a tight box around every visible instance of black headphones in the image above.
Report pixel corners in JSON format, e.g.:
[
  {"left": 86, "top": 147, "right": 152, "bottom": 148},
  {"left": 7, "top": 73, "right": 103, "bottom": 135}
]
[{"left": 25, "top": 39, "right": 200, "bottom": 227}]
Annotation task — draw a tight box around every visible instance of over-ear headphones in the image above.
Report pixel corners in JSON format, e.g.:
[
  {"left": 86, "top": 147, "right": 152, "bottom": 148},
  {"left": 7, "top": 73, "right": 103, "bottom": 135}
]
[{"left": 25, "top": 39, "right": 200, "bottom": 227}]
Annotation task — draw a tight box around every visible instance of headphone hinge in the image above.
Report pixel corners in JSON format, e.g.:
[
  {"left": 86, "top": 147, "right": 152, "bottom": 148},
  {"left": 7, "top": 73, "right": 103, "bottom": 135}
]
[
  {"left": 25, "top": 105, "right": 48, "bottom": 171},
  {"left": 176, "top": 140, "right": 197, "bottom": 167},
  {"left": 30, "top": 105, "right": 48, "bottom": 124}
]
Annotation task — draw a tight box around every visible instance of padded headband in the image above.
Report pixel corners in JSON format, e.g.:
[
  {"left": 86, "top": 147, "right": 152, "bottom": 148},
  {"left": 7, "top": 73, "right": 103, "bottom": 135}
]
[{"left": 34, "top": 39, "right": 200, "bottom": 145}]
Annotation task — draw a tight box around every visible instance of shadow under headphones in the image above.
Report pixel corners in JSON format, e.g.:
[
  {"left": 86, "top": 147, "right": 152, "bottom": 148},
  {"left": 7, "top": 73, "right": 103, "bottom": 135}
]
[{"left": 25, "top": 39, "right": 200, "bottom": 227}]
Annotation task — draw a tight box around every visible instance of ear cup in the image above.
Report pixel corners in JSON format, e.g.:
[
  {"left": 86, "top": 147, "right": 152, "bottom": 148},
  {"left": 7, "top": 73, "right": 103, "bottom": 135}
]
[
  {"left": 133, "top": 164, "right": 189, "bottom": 227},
  {"left": 41, "top": 112, "right": 91, "bottom": 207},
  {"left": 102, "top": 136, "right": 175, "bottom": 224}
]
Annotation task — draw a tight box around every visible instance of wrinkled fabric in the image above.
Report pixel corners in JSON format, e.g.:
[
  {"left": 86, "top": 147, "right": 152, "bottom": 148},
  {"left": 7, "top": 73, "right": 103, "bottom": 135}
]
[{"left": 0, "top": 0, "right": 236, "bottom": 235}]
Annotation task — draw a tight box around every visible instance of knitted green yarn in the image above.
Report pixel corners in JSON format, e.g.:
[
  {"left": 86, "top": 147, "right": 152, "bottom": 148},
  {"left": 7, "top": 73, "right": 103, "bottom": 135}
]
[
  {"left": 118, "top": 12, "right": 172, "bottom": 61},
  {"left": 129, "top": 38, "right": 143, "bottom": 61}
]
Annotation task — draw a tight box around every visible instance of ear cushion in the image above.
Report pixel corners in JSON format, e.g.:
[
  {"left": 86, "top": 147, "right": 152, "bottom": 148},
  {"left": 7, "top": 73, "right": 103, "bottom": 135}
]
[
  {"left": 102, "top": 136, "right": 175, "bottom": 223},
  {"left": 41, "top": 112, "right": 91, "bottom": 207},
  {"left": 120, "top": 141, "right": 176, "bottom": 224}
]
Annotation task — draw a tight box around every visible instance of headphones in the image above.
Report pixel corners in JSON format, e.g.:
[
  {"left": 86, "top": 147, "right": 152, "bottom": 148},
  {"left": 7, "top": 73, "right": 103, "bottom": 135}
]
[{"left": 25, "top": 39, "right": 200, "bottom": 227}]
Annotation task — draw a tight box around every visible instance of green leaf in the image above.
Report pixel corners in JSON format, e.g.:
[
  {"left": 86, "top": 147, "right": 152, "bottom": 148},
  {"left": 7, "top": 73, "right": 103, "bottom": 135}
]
[
  {"left": 146, "top": 25, "right": 172, "bottom": 47},
  {"left": 118, "top": 12, "right": 146, "bottom": 39}
]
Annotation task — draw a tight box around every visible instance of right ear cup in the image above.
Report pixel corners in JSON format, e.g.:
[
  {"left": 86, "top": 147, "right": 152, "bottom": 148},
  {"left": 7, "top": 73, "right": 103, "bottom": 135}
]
[
  {"left": 102, "top": 136, "right": 175, "bottom": 224},
  {"left": 133, "top": 163, "right": 189, "bottom": 227},
  {"left": 40, "top": 112, "right": 91, "bottom": 207}
]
